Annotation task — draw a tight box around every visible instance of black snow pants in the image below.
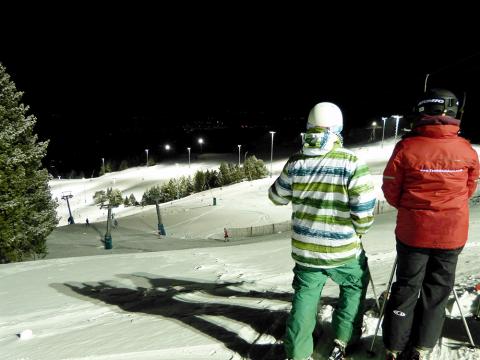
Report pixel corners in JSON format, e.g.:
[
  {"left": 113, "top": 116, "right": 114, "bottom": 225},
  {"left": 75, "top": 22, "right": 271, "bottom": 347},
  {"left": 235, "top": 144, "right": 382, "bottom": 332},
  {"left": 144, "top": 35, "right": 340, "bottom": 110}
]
[{"left": 382, "top": 240, "right": 463, "bottom": 351}]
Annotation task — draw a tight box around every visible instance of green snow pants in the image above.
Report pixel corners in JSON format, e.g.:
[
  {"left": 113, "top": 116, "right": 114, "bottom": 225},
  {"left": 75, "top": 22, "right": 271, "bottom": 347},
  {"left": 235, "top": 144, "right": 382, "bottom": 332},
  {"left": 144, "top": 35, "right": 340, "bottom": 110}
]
[{"left": 284, "top": 252, "right": 369, "bottom": 360}]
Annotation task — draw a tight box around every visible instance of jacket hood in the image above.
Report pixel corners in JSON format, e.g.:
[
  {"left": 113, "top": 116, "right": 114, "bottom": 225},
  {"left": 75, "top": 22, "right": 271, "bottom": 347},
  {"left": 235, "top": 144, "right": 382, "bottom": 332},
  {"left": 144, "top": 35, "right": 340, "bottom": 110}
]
[
  {"left": 302, "top": 128, "right": 342, "bottom": 156},
  {"left": 413, "top": 124, "right": 460, "bottom": 139},
  {"left": 413, "top": 114, "right": 460, "bottom": 128}
]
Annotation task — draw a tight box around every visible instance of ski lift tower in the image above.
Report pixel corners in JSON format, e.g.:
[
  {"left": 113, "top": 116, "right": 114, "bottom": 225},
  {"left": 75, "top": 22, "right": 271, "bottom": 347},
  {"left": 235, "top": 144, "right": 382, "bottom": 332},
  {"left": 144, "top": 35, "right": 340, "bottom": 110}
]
[
  {"left": 367, "top": 121, "right": 378, "bottom": 142},
  {"left": 104, "top": 204, "right": 113, "bottom": 249},
  {"left": 155, "top": 199, "right": 166, "bottom": 236},
  {"left": 61, "top": 191, "right": 75, "bottom": 224}
]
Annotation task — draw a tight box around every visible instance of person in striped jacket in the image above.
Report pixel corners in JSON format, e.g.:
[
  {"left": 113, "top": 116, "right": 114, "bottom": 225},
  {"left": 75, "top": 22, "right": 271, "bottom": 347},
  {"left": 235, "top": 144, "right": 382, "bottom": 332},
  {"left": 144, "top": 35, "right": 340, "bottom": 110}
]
[{"left": 269, "top": 102, "right": 376, "bottom": 360}]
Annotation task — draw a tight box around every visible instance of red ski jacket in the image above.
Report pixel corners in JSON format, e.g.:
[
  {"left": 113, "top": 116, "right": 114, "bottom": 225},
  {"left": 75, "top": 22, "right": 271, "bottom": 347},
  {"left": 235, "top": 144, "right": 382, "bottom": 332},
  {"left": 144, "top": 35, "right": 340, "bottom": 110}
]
[{"left": 382, "top": 122, "right": 479, "bottom": 249}]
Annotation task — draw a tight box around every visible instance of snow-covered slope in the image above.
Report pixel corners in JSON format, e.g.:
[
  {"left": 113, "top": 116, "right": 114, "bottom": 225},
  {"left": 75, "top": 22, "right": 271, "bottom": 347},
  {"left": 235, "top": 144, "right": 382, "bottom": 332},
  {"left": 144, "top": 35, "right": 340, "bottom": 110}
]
[{"left": 1, "top": 139, "right": 479, "bottom": 360}]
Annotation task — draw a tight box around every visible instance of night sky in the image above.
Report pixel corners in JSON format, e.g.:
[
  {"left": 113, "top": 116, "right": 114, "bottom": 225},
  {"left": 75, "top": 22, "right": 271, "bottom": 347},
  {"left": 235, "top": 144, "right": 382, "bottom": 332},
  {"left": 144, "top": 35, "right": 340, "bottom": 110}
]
[{"left": 1, "top": 10, "right": 479, "bottom": 177}]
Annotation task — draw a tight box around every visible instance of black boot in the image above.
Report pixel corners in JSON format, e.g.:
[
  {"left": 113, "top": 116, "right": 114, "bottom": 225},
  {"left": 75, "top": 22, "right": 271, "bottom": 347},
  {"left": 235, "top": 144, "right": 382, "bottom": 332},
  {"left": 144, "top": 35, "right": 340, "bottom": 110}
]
[
  {"left": 328, "top": 341, "right": 346, "bottom": 360},
  {"left": 407, "top": 347, "right": 430, "bottom": 360}
]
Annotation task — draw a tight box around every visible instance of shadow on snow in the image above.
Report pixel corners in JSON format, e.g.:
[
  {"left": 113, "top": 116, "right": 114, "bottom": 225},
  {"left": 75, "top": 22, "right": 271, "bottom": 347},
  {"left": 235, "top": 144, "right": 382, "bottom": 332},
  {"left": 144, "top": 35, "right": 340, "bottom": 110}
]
[{"left": 50, "top": 273, "right": 342, "bottom": 359}]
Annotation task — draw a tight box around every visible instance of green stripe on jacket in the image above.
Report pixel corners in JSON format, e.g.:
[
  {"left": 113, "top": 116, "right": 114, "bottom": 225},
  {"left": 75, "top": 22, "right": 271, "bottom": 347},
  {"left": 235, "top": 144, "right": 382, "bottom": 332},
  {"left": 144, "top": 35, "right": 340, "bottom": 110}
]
[
  {"left": 292, "top": 252, "right": 357, "bottom": 266},
  {"left": 292, "top": 197, "right": 351, "bottom": 212},
  {"left": 293, "top": 182, "right": 348, "bottom": 194},
  {"left": 294, "top": 211, "right": 353, "bottom": 226},
  {"left": 292, "top": 238, "right": 359, "bottom": 253}
]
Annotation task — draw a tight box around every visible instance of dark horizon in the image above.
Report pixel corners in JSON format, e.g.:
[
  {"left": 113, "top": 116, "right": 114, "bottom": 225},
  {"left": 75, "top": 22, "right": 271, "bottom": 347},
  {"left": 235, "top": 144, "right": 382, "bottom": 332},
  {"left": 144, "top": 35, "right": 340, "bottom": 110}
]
[{"left": 2, "top": 16, "right": 479, "bottom": 177}]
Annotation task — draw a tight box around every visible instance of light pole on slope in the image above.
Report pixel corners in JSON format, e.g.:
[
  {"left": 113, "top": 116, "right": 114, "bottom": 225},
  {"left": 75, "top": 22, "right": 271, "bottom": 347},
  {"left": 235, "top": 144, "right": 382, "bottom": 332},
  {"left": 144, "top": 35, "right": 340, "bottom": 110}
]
[
  {"left": 381, "top": 117, "right": 388, "bottom": 148},
  {"left": 269, "top": 131, "right": 276, "bottom": 178},
  {"left": 392, "top": 115, "right": 402, "bottom": 142},
  {"left": 237, "top": 144, "right": 241, "bottom": 166}
]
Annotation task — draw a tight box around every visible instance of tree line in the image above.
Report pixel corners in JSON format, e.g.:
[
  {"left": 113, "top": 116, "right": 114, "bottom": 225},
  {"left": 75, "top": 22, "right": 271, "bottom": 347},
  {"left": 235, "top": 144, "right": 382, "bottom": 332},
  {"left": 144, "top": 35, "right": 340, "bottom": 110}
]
[{"left": 93, "top": 157, "right": 268, "bottom": 208}]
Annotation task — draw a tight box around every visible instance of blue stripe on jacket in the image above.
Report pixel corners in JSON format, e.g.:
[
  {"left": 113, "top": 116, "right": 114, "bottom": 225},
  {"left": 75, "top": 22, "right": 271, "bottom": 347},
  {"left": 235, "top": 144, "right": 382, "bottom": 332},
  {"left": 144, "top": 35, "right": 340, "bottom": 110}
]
[
  {"left": 290, "top": 167, "right": 351, "bottom": 177},
  {"left": 350, "top": 199, "right": 376, "bottom": 212},
  {"left": 292, "top": 224, "right": 354, "bottom": 240},
  {"left": 277, "top": 176, "right": 292, "bottom": 191}
]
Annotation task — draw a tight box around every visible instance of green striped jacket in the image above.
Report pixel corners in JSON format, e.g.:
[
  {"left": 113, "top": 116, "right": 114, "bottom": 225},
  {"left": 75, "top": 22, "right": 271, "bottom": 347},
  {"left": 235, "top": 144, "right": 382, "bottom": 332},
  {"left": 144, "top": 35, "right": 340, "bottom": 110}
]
[{"left": 268, "top": 130, "right": 376, "bottom": 268}]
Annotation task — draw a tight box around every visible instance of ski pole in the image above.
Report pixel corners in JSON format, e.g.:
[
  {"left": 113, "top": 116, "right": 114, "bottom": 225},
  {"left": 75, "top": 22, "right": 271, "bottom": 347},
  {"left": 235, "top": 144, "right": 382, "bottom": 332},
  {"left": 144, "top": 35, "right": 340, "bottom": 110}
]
[
  {"left": 360, "top": 241, "right": 380, "bottom": 312},
  {"left": 367, "top": 256, "right": 398, "bottom": 357},
  {"left": 476, "top": 294, "right": 480, "bottom": 320},
  {"left": 367, "top": 262, "right": 381, "bottom": 312},
  {"left": 452, "top": 287, "right": 476, "bottom": 348}
]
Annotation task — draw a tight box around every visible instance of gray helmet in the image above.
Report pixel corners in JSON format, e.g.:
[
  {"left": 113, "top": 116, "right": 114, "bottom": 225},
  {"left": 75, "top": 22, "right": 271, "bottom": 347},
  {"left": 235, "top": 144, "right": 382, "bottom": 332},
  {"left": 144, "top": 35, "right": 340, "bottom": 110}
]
[{"left": 416, "top": 88, "right": 459, "bottom": 117}]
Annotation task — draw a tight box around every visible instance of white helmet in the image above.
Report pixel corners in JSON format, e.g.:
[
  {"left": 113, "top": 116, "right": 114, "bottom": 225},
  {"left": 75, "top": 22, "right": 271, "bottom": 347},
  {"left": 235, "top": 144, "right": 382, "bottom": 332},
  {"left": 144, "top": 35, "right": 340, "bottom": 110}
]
[{"left": 307, "top": 102, "right": 343, "bottom": 130}]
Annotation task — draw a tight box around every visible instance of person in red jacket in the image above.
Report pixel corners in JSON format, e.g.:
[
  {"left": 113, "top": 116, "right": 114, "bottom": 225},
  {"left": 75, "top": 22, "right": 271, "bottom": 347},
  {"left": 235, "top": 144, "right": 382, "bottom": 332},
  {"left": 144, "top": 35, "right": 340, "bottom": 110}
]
[{"left": 381, "top": 88, "right": 480, "bottom": 360}]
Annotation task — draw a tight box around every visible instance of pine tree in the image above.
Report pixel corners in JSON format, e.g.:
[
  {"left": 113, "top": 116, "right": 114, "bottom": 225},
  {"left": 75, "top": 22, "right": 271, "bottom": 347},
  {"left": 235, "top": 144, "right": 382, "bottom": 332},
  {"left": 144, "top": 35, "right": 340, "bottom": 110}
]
[
  {"left": 141, "top": 185, "right": 162, "bottom": 205},
  {"left": 128, "top": 193, "right": 137, "bottom": 206},
  {"left": 229, "top": 163, "right": 244, "bottom": 182},
  {"left": 178, "top": 176, "right": 194, "bottom": 198},
  {"left": 94, "top": 188, "right": 122, "bottom": 208},
  {"left": 218, "top": 162, "right": 232, "bottom": 185},
  {"left": 185, "top": 176, "right": 194, "bottom": 195},
  {"left": 105, "top": 188, "right": 123, "bottom": 207},
  {"left": 244, "top": 155, "right": 267, "bottom": 180},
  {"left": 163, "top": 179, "right": 178, "bottom": 200},
  {"left": 253, "top": 157, "right": 268, "bottom": 178},
  {"left": 193, "top": 170, "right": 206, "bottom": 192},
  {"left": 119, "top": 160, "right": 129, "bottom": 171},
  {"left": 93, "top": 190, "right": 107, "bottom": 208},
  {"left": 0, "top": 63, "right": 58, "bottom": 263},
  {"left": 205, "top": 169, "right": 219, "bottom": 188}
]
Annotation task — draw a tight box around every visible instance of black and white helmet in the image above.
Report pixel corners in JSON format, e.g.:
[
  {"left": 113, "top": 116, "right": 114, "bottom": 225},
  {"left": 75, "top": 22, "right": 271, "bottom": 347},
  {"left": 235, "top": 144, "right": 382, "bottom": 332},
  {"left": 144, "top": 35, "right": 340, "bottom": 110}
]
[{"left": 416, "top": 88, "right": 459, "bottom": 117}]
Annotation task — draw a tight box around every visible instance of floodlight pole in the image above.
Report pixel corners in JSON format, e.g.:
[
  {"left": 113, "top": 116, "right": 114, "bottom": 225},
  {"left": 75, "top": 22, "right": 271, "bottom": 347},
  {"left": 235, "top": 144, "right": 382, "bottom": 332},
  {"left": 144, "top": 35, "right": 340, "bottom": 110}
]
[
  {"left": 238, "top": 145, "right": 241, "bottom": 166},
  {"left": 371, "top": 121, "right": 378, "bottom": 141},
  {"left": 381, "top": 117, "right": 387, "bottom": 148},
  {"left": 269, "top": 131, "right": 276, "bottom": 178},
  {"left": 392, "top": 115, "right": 402, "bottom": 142}
]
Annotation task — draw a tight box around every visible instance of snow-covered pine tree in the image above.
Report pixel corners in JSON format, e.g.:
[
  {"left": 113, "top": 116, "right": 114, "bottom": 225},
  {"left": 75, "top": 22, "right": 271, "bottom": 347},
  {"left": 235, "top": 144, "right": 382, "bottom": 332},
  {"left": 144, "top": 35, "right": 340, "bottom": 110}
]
[
  {"left": 93, "top": 190, "right": 107, "bottom": 208},
  {"left": 128, "top": 193, "right": 137, "bottom": 206},
  {"left": 103, "top": 188, "right": 123, "bottom": 208},
  {"left": 0, "top": 63, "right": 58, "bottom": 263},
  {"left": 141, "top": 185, "right": 162, "bottom": 205},
  {"left": 244, "top": 155, "right": 267, "bottom": 180},
  {"left": 193, "top": 170, "right": 206, "bottom": 192},
  {"left": 218, "top": 162, "right": 232, "bottom": 185}
]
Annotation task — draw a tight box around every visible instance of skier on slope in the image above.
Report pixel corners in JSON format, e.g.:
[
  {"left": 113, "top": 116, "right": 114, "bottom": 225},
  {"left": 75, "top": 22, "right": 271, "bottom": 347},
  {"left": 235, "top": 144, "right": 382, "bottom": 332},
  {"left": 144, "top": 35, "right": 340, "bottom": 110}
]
[
  {"left": 268, "top": 102, "right": 376, "bottom": 360},
  {"left": 382, "top": 88, "right": 480, "bottom": 360}
]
